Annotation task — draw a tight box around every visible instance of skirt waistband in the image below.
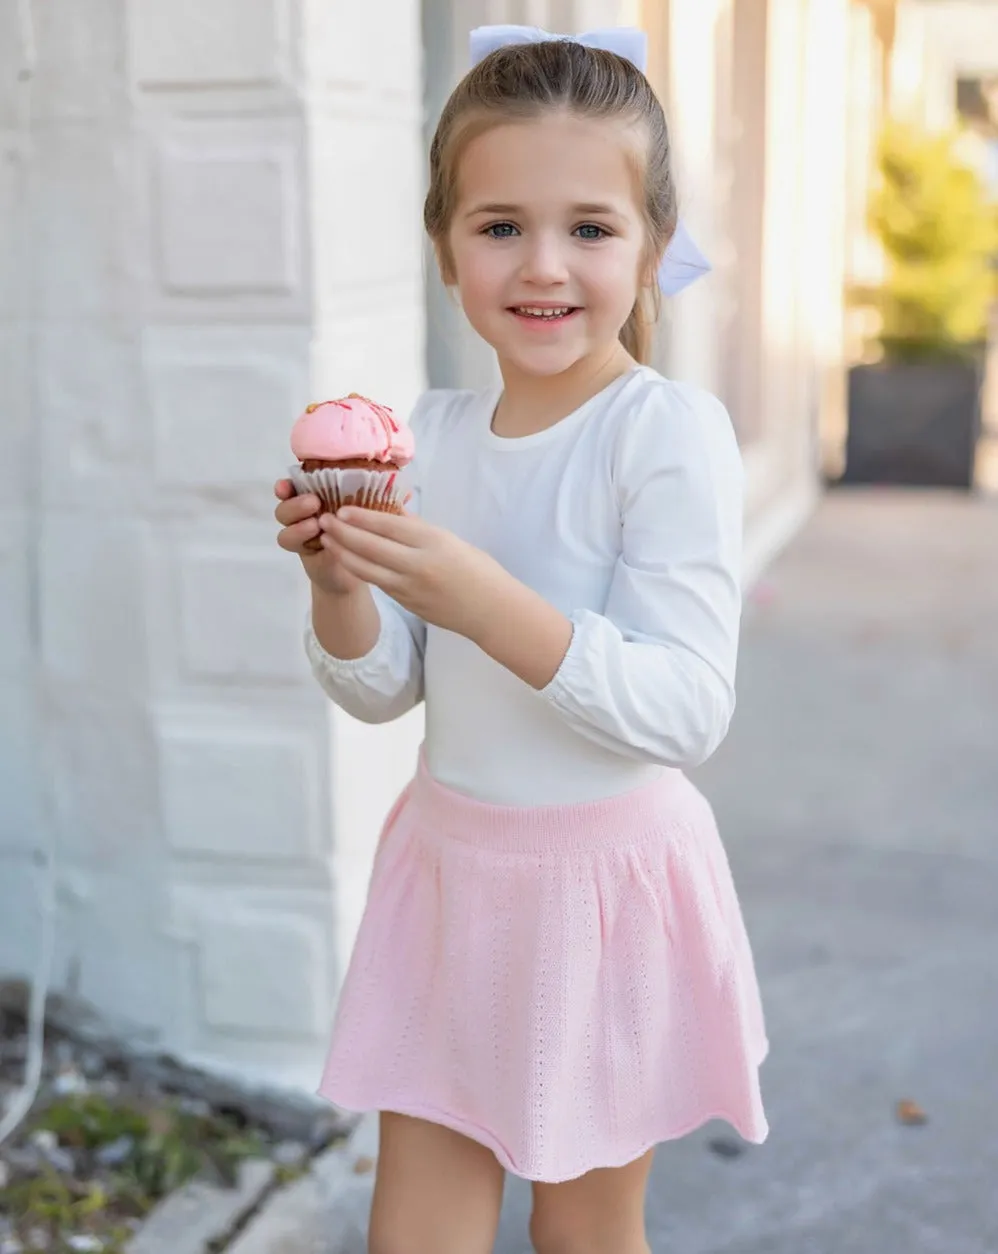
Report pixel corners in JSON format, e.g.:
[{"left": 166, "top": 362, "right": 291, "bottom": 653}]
[{"left": 408, "top": 750, "right": 694, "bottom": 856}]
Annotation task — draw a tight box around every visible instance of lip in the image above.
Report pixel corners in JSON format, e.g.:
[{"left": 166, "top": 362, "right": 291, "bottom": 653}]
[{"left": 507, "top": 305, "right": 582, "bottom": 329}]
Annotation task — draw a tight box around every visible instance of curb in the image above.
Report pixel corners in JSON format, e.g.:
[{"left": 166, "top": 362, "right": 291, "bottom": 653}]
[
  {"left": 226, "top": 1114, "right": 379, "bottom": 1254},
  {"left": 126, "top": 1159, "right": 276, "bottom": 1254}
]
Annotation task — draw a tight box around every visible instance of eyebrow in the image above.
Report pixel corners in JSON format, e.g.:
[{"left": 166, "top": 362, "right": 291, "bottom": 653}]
[{"left": 464, "top": 201, "right": 624, "bottom": 218}]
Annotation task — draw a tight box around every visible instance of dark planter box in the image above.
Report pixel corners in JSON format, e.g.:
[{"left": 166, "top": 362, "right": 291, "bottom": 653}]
[{"left": 844, "top": 357, "right": 984, "bottom": 489}]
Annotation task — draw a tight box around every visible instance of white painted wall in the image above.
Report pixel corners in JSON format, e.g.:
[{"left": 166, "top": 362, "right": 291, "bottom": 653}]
[
  {"left": 891, "top": 0, "right": 998, "bottom": 196},
  {"left": 893, "top": 0, "right": 998, "bottom": 126},
  {"left": 653, "top": 0, "right": 848, "bottom": 584},
  {"left": 0, "top": 0, "right": 43, "bottom": 1037},
  {"left": 0, "top": 0, "right": 424, "bottom": 1093}
]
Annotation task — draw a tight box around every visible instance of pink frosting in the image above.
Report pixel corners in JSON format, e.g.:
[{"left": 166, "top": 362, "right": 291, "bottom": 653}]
[{"left": 290, "top": 394, "right": 415, "bottom": 465}]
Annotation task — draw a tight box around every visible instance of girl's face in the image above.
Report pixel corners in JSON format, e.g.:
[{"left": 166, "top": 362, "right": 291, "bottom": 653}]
[{"left": 447, "top": 113, "right": 649, "bottom": 379}]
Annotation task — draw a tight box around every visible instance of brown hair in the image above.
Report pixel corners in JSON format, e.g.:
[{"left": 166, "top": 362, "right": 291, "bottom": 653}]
[{"left": 424, "top": 39, "right": 678, "bottom": 364}]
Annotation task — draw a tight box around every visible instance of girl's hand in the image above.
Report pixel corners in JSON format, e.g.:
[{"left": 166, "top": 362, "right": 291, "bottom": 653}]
[
  {"left": 321, "top": 507, "right": 506, "bottom": 638},
  {"left": 274, "top": 479, "right": 363, "bottom": 597}
]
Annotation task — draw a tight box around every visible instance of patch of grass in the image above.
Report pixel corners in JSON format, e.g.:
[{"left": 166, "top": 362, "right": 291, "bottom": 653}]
[
  {"left": 0, "top": 1171, "right": 133, "bottom": 1252},
  {"left": 272, "top": 1161, "right": 309, "bottom": 1187},
  {"left": 1, "top": 1093, "right": 272, "bottom": 1251},
  {"left": 36, "top": 1094, "right": 147, "bottom": 1150}
]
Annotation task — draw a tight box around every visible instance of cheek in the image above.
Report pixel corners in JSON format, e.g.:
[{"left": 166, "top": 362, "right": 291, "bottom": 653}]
[
  {"left": 585, "top": 245, "right": 645, "bottom": 311},
  {"left": 451, "top": 238, "right": 509, "bottom": 312}
]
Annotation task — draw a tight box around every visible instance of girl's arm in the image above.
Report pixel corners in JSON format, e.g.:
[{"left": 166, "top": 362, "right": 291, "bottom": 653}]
[
  {"left": 528, "top": 386, "right": 743, "bottom": 767},
  {"left": 306, "top": 584, "right": 426, "bottom": 724},
  {"left": 285, "top": 395, "right": 437, "bottom": 725}
]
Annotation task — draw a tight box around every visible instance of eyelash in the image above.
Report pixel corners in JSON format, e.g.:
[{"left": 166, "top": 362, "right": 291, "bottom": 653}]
[{"left": 482, "top": 222, "right": 611, "bottom": 241}]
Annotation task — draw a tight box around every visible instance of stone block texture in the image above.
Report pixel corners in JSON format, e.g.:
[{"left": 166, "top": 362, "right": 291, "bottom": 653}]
[{"left": 0, "top": 0, "right": 425, "bottom": 1091}]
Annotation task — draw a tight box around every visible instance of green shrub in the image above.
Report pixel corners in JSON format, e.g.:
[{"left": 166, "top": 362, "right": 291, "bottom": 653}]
[{"left": 866, "top": 121, "right": 997, "bottom": 361}]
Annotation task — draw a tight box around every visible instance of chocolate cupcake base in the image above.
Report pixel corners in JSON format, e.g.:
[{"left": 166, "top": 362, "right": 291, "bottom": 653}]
[
  {"left": 300, "top": 457, "right": 403, "bottom": 473},
  {"left": 290, "top": 464, "right": 406, "bottom": 552}
]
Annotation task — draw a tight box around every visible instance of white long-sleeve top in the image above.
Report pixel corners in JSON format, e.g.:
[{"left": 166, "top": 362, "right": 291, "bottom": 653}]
[{"left": 306, "top": 366, "right": 744, "bottom": 806}]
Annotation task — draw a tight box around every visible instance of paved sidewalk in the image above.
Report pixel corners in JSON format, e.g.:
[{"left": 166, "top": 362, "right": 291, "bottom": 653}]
[{"left": 493, "top": 488, "right": 998, "bottom": 1253}]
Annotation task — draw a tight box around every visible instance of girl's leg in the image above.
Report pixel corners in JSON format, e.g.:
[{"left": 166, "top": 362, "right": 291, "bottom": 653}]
[
  {"left": 367, "top": 1112, "right": 505, "bottom": 1254},
  {"left": 528, "top": 1150, "right": 655, "bottom": 1254}
]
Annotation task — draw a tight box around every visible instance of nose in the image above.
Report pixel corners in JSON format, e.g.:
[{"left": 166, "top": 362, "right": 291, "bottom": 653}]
[{"left": 519, "top": 231, "right": 569, "bottom": 286}]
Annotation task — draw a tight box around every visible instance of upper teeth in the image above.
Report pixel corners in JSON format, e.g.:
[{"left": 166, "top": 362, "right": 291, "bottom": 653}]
[{"left": 516, "top": 307, "right": 571, "bottom": 318}]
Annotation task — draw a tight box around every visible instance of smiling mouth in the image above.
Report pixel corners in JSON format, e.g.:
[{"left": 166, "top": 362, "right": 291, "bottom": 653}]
[{"left": 509, "top": 305, "right": 579, "bottom": 321}]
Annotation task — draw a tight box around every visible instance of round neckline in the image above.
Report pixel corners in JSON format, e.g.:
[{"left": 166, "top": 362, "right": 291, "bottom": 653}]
[{"left": 479, "top": 366, "right": 647, "bottom": 451}]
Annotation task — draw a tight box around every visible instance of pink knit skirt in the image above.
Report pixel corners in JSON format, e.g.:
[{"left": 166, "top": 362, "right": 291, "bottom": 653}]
[{"left": 318, "top": 757, "right": 769, "bottom": 1182}]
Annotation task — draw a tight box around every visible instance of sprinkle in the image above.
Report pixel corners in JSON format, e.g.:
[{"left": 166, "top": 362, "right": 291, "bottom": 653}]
[
  {"left": 303, "top": 394, "right": 401, "bottom": 445},
  {"left": 346, "top": 392, "right": 399, "bottom": 433}
]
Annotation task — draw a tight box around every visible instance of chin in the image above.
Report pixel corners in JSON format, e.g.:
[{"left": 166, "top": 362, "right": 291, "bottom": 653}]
[{"left": 498, "top": 343, "right": 592, "bottom": 379}]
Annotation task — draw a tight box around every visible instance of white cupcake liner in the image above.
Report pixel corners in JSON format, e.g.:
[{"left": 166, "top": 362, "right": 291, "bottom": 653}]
[{"left": 289, "top": 465, "right": 405, "bottom": 514}]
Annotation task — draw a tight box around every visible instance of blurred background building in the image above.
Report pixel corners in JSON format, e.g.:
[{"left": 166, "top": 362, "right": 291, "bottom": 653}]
[{"left": 1, "top": 0, "right": 995, "bottom": 1093}]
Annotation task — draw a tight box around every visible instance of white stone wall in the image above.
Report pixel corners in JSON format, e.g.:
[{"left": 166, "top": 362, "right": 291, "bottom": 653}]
[
  {"left": 0, "top": 0, "right": 425, "bottom": 1092},
  {"left": 303, "top": 0, "right": 428, "bottom": 1030},
  {"left": 0, "top": 0, "right": 43, "bottom": 1021}
]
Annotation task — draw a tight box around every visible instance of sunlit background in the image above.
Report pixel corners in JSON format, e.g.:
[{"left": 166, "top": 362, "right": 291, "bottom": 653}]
[{"left": 1, "top": 1, "right": 996, "bottom": 1251}]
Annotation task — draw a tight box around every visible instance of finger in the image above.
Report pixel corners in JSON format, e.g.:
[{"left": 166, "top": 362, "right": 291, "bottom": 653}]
[
  {"left": 275, "top": 493, "right": 321, "bottom": 526},
  {"left": 334, "top": 545, "right": 402, "bottom": 593},
  {"left": 277, "top": 517, "right": 321, "bottom": 552},
  {"left": 275, "top": 478, "right": 296, "bottom": 500},
  {"left": 317, "top": 534, "right": 350, "bottom": 563},
  {"left": 322, "top": 514, "right": 413, "bottom": 570},
  {"left": 335, "top": 506, "right": 430, "bottom": 546}
]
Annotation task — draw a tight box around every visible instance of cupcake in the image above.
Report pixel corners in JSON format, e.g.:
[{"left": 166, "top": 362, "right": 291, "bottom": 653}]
[{"left": 289, "top": 394, "right": 415, "bottom": 548}]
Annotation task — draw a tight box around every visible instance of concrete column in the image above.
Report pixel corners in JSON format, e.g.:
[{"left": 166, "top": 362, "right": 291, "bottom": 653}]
[
  {"left": 0, "top": 0, "right": 45, "bottom": 998},
  {"left": 656, "top": 0, "right": 725, "bottom": 396},
  {"left": 0, "top": 0, "right": 425, "bottom": 1092},
  {"left": 301, "top": 0, "right": 427, "bottom": 1001},
  {"left": 647, "top": 0, "right": 849, "bottom": 583}
]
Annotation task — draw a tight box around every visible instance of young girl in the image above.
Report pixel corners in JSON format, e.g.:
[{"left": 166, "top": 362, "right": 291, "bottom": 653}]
[{"left": 275, "top": 27, "right": 768, "bottom": 1254}]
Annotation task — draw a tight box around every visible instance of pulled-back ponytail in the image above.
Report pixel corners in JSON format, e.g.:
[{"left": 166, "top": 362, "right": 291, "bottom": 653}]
[{"left": 619, "top": 288, "right": 660, "bottom": 364}]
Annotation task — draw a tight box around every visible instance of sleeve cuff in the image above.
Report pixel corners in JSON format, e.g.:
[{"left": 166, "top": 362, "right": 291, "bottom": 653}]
[
  {"left": 537, "top": 611, "right": 586, "bottom": 708},
  {"left": 303, "top": 602, "right": 390, "bottom": 679}
]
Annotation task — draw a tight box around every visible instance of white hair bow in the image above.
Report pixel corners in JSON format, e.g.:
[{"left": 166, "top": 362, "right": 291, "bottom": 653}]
[
  {"left": 470, "top": 23, "right": 649, "bottom": 72},
  {"left": 468, "top": 25, "right": 710, "bottom": 297}
]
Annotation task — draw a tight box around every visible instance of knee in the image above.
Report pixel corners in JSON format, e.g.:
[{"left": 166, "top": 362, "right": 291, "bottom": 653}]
[
  {"left": 367, "top": 1222, "right": 426, "bottom": 1254},
  {"left": 528, "top": 1212, "right": 591, "bottom": 1254},
  {"left": 529, "top": 1211, "right": 648, "bottom": 1254},
  {"left": 529, "top": 1212, "right": 568, "bottom": 1254}
]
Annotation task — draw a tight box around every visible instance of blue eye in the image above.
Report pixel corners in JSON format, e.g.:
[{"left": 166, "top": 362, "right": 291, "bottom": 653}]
[
  {"left": 575, "top": 223, "right": 608, "bottom": 241},
  {"left": 484, "top": 222, "right": 518, "bottom": 238}
]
